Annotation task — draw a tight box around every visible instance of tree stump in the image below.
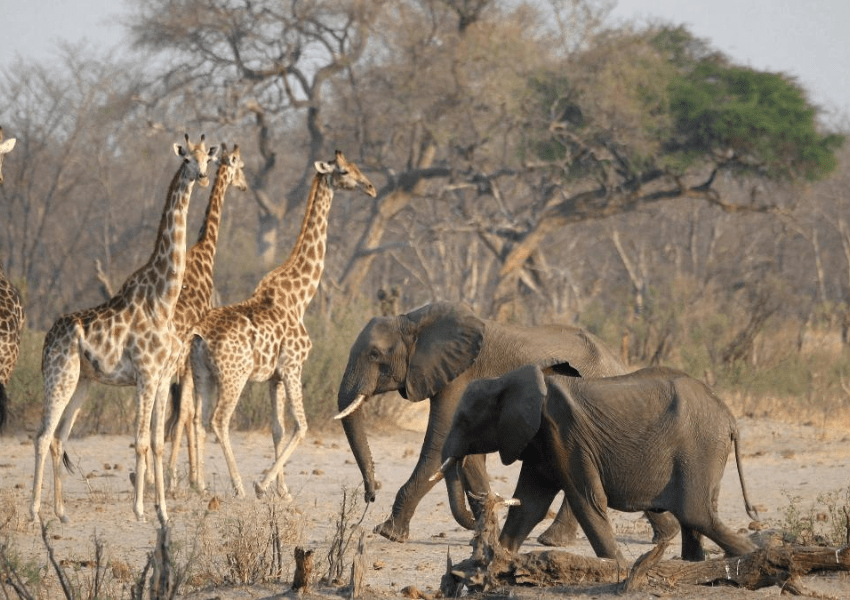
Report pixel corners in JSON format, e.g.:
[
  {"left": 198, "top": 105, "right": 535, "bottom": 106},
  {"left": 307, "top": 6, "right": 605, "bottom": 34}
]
[
  {"left": 293, "top": 546, "right": 314, "bottom": 593},
  {"left": 349, "top": 530, "right": 366, "bottom": 599}
]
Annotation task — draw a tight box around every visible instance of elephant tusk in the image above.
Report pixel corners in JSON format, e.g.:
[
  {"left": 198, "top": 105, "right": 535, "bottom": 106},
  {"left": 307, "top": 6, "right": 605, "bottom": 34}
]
[
  {"left": 334, "top": 394, "right": 367, "bottom": 420},
  {"left": 429, "top": 457, "right": 457, "bottom": 482}
]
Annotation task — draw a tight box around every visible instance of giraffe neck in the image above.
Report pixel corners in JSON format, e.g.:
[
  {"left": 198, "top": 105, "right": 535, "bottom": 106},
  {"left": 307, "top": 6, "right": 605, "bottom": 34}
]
[
  {"left": 194, "top": 162, "right": 232, "bottom": 252},
  {"left": 139, "top": 165, "right": 195, "bottom": 311},
  {"left": 258, "top": 173, "right": 332, "bottom": 311}
]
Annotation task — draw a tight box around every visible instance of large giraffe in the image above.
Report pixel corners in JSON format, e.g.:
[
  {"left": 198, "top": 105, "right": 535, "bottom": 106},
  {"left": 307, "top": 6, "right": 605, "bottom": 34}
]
[
  {"left": 0, "top": 126, "right": 23, "bottom": 431},
  {"left": 165, "top": 143, "right": 247, "bottom": 489},
  {"left": 30, "top": 134, "right": 217, "bottom": 524},
  {"left": 189, "top": 150, "right": 376, "bottom": 499}
]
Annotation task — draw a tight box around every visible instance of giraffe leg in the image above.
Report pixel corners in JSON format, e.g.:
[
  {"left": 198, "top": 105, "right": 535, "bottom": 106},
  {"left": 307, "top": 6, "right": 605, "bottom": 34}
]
[
  {"left": 50, "top": 378, "right": 90, "bottom": 523},
  {"left": 210, "top": 373, "right": 250, "bottom": 498},
  {"left": 190, "top": 336, "right": 223, "bottom": 493},
  {"left": 255, "top": 364, "right": 307, "bottom": 499},
  {"left": 151, "top": 376, "right": 172, "bottom": 522},
  {"left": 167, "top": 359, "right": 196, "bottom": 490},
  {"left": 31, "top": 340, "right": 82, "bottom": 523},
  {"left": 268, "top": 377, "right": 288, "bottom": 498},
  {"left": 133, "top": 377, "right": 159, "bottom": 522},
  {"left": 181, "top": 367, "right": 198, "bottom": 488}
]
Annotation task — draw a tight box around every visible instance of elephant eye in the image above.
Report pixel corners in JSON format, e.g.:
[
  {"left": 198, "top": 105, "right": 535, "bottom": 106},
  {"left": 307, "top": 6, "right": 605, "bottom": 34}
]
[{"left": 368, "top": 348, "right": 381, "bottom": 361}]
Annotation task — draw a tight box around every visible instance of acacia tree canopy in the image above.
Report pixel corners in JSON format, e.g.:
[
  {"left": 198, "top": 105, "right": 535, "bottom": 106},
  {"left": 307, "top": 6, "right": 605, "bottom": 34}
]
[{"left": 656, "top": 27, "right": 844, "bottom": 181}]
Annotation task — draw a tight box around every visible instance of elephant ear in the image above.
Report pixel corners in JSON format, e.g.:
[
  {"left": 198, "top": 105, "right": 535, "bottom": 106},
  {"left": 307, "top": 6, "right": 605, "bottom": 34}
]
[
  {"left": 496, "top": 365, "right": 547, "bottom": 465},
  {"left": 404, "top": 302, "right": 485, "bottom": 402}
]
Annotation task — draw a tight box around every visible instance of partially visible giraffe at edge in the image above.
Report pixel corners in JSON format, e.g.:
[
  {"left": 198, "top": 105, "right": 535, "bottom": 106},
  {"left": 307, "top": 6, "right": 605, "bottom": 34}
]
[
  {"left": 30, "top": 134, "right": 217, "bottom": 524},
  {"left": 0, "top": 126, "right": 23, "bottom": 431},
  {"left": 189, "top": 150, "right": 376, "bottom": 499},
  {"left": 164, "top": 143, "right": 247, "bottom": 490}
]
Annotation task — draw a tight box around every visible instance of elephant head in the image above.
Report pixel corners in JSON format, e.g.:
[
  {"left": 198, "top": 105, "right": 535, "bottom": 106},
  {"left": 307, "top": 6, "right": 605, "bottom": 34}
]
[
  {"left": 439, "top": 364, "right": 549, "bottom": 474},
  {"left": 335, "top": 302, "right": 485, "bottom": 502}
]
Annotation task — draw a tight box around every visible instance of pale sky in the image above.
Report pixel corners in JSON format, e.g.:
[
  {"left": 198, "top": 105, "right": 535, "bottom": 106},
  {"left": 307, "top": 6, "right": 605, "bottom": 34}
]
[{"left": 1, "top": 0, "right": 848, "bottom": 124}]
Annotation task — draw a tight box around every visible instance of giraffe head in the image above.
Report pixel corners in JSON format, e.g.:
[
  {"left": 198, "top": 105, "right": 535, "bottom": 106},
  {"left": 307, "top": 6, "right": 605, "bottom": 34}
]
[
  {"left": 173, "top": 133, "right": 218, "bottom": 188},
  {"left": 315, "top": 150, "right": 377, "bottom": 197},
  {"left": 0, "top": 127, "right": 17, "bottom": 186},
  {"left": 220, "top": 143, "right": 249, "bottom": 192}
]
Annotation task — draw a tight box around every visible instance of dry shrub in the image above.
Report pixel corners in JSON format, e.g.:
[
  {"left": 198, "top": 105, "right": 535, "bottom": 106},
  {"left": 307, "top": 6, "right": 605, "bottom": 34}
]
[{"left": 190, "top": 497, "right": 304, "bottom": 588}]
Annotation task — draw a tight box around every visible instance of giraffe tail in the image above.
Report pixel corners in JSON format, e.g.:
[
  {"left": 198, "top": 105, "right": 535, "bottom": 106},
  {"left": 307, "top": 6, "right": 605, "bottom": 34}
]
[
  {"left": 62, "top": 451, "right": 74, "bottom": 473},
  {"left": 165, "top": 382, "right": 182, "bottom": 442},
  {"left": 0, "top": 383, "right": 7, "bottom": 431}
]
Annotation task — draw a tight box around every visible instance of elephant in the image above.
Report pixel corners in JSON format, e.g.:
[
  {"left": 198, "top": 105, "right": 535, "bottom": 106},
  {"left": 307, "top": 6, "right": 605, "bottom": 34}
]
[
  {"left": 334, "top": 301, "right": 678, "bottom": 544},
  {"left": 438, "top": 363, "right": 759, "bottom": 562}
]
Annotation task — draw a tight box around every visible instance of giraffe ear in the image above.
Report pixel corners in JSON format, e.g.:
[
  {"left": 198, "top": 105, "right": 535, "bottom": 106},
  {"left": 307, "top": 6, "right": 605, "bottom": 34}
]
[
  {"left": 314, "top": 160, "right": 334, "bottom": 174},
  {"left": 173, "top": 143, "right": 185, "bottom": 157},
  {"left": 0, "top": 137, "right": 16, "bottom": 153}
]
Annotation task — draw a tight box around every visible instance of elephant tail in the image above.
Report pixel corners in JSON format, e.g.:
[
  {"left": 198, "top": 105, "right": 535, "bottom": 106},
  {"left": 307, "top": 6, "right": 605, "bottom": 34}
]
[
  {"left": 732, "top": 429, "right": 759, "bottom": 522},
  {"left": 165, "top": 382, "right": 182, "bottom": 442}
]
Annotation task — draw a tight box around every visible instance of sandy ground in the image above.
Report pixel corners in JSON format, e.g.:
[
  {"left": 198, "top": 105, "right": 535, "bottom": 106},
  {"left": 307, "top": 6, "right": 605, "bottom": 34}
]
[{"left": 1, "top": 411, "right": 849, "bottom": 599}]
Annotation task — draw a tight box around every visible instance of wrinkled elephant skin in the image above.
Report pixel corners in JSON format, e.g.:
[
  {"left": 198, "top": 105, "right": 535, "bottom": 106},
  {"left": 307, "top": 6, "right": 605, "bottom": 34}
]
[
  {"left": 441, "top": 364, "right": 759, "bottom": 562},
  {"left": 335, "top": 301, "right": 635, "bottom": 543}
]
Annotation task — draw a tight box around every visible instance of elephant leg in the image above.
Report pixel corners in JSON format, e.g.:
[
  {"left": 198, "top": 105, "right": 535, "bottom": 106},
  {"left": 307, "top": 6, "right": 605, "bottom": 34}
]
[
  {"left": 499, "top": 463, "right": 559, "bottom": 553},
  {"left": 377, "top": 475, "right": 436, "bottom": 542},
  {"left": 566, "top": 478, "right": 623, "bottom": 562},
  {"left": 680, "top": 526, "right": 705, "bottom": 561},
  {"left": 537, "top": 495, "right": 579, "bottom": 547},
  {"left": 678, "top": 488, "right": 756, "bottom": 560},
  {"left": 375, "top": 395, "right": 458, "bottom": 542},
  {"left": 646, "top": 510, "right": 680, "bottom": 543}
]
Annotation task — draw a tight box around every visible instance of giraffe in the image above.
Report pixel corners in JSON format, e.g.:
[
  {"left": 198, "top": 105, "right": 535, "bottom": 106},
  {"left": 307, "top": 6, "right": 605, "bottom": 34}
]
[
  {"left": 0, "top": 126, "right": 23, "bottom": 431},
  {"left": 189, "top": 150, "right": 376, "bottom": 499},
  {"left": 30, "top": 134, "right": 217, "bottom": 524},
  {"left": 165, "top": 143, "right": 247, "bottom": 489}
]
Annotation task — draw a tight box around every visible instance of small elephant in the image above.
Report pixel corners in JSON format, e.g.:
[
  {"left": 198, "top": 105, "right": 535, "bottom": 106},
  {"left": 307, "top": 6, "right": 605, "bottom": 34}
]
[
  {"left": 439, "top": 364, "right": 759, "bottom": 562},
  {"left": 334, "top": 301, "right": 666, "bottom": 544}
]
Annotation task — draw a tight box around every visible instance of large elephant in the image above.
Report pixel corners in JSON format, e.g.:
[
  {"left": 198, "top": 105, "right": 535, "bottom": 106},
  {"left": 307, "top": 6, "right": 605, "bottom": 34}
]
[
  {"left": 438, "top": 364, "right": 759, "bottom": 562},
  {"left": 334, "top": 301, "right": 668, "bottom": 543}
]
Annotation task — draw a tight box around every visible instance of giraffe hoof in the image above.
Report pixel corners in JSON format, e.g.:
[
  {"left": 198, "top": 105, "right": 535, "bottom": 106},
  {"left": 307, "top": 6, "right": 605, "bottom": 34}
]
[{"left": 253, "top": 482, "right": 267, "bottom": 499}]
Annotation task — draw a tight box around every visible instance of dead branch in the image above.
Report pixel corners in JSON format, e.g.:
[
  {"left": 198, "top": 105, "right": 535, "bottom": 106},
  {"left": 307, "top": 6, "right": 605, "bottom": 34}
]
[
  {"left": 441, "top": 492, "right": 850, "bottom": 595},
  {"left": 444, "top": 544, "right": 850, "bottom": 594}
]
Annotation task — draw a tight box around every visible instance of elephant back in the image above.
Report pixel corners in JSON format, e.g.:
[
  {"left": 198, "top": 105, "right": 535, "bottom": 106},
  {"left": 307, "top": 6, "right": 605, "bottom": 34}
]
[{"left": 471, "top": 320, "right": 627, "bottom": 381}]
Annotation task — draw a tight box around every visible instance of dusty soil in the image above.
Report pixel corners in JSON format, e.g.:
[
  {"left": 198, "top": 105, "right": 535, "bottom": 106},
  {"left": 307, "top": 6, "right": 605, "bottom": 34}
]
[{"left": 1, "top": 411, "right": 849, "bottom": 599}]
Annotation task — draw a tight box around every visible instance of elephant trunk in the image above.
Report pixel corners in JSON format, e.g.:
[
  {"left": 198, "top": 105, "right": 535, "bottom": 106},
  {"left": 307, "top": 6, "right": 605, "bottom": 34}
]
[
  {"left": 443, "top": 457, "right": 477, "bottom": 530},
  {"left": 337, "top": 393, "right": 378, "bottom": 503}
]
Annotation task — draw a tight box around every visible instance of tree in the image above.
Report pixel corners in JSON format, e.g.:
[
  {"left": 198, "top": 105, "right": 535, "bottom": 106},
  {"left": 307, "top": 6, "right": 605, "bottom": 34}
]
[
  {"left": 0, "top": 47, "right": 156, "bottom": 329},
  {"left": 126, "top": 0, "right": 379, "bottom": 268}
]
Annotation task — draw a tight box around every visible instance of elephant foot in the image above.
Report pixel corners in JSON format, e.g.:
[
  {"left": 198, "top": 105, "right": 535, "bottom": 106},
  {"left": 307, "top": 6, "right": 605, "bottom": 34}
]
[
  {"left": 374, "top": 518, "right": 409, "bottom": 542},
  {"left": 537, "top": 521, "right": 578, "bottom": 547}
]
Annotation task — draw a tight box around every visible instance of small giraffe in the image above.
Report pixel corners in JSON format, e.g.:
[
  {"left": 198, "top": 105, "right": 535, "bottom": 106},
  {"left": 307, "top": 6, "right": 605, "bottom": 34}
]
[
  {"left": 0, "top": 126, "right": 23, "bottom": 431},
  {"left": 190, "top": 150, "right": 376, "bottom": 499},
  {"left": 31, "top": 134, "right": 217, "bottom": 524},
  {"left": 165, "top": 143, "right": 247, "bottom": 489}
]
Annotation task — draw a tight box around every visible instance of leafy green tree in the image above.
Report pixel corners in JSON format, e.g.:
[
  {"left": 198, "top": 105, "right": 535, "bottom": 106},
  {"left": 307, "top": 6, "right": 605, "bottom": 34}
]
[
  {"left": 488, "top": 25, "right": 843, "bottom": 318},
  {"left": 657, "top": 27, "right": 843, "bottom": 181}
]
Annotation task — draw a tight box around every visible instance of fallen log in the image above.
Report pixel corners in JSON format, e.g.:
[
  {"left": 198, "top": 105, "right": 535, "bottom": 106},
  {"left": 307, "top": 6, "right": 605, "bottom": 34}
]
[
  {"left": 440, "top": 494, "right": 850, "bottom": 596},
  {"left": 445, "top": 542, "right": 850, "bottom": 595}
]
